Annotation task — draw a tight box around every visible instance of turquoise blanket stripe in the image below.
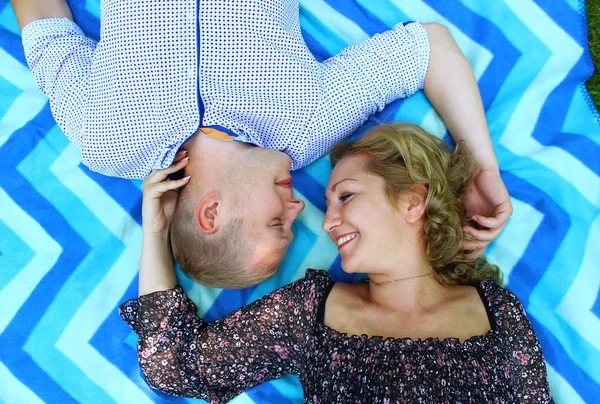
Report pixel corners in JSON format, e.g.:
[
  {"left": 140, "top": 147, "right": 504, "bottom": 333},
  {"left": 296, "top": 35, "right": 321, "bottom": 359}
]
[{"left": 1, "top": 0, "right": 599, "bottom": 403}]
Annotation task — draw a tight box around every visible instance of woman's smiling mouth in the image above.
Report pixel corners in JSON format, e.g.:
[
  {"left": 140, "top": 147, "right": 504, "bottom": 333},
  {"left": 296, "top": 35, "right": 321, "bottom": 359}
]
[{"left": 336, "top": 233, "right": 358, "bottom": 250}]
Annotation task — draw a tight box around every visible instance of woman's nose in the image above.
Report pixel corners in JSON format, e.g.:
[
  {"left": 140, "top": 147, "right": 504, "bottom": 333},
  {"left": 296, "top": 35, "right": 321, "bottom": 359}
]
[{"left": 322, "top": 208, "right": 341, "bottom": 233}]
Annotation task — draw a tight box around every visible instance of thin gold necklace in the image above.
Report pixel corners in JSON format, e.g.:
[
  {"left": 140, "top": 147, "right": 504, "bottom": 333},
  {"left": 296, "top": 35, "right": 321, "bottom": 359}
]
[{"left": 365, "top": 272, "right": 432, "bottom": 286}]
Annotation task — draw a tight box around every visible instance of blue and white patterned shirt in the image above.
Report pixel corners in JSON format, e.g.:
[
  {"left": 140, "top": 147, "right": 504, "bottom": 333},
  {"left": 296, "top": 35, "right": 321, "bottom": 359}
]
[{"left": 22, "top": 0, "right": 429, "bottom": 179}]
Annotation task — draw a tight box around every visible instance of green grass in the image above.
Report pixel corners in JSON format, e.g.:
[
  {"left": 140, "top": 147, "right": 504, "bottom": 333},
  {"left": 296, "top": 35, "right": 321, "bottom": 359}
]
[{"left": 587, "top": 0, "right": 600, "bottom": 112}]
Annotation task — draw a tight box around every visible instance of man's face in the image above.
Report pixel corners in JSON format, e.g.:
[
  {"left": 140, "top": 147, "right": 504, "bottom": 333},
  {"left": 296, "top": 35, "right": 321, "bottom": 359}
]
[{"left": 227, "top": 147, "right": 305, "bottom": 273}]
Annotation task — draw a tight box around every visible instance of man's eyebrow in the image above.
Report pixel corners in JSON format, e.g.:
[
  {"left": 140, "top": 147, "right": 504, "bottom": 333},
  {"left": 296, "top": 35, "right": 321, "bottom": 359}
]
[{"left": 324, "top": 178, "right": 357, "bottom": 202}]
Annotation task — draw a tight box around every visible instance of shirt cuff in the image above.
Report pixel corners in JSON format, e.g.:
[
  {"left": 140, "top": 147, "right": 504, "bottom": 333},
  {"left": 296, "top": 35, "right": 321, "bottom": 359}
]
[
  {"left": 22, "top": 17, "right": 86, "bottom": 50},
  {"left": 119, "top": 286, "right": 199, "bottom": 336}
]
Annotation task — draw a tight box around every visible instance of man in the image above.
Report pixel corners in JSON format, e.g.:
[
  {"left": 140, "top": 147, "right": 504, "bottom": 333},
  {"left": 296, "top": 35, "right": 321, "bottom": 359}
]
[{"left": 11, "top": 0, "right": 512, "bottom": 288}]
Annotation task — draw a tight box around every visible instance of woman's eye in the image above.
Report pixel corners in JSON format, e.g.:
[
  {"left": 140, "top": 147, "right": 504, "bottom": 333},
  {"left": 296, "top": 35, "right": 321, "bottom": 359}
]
[{"left": 339, "top": 193, "right": 354, "bottom": 203}]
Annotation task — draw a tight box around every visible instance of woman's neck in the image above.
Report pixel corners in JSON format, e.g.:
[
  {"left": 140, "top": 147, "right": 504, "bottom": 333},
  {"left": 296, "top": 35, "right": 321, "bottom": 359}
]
[
  {"left": 365, "top": 275, "right": 449, "bottom": 314},
  {"left": 362, "top": 255, "right": 448, "bottom": 313}
]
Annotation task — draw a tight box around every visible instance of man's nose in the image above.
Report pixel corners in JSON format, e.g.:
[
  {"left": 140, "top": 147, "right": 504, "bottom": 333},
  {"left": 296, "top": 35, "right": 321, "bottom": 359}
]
[
  {"left": 322, "top": 207, "right": 341, "bottom": 233},
  {"left": 287, "top": 198, "right": 305, "bottom": 218}
]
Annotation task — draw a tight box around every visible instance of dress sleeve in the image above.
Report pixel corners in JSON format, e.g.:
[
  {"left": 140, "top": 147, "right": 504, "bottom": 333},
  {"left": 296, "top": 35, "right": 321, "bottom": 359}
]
[
  {"left": 21, "top": 18, "right": 96, "bottom": 148},
  {"left": 119, "top": 272, "right": 326, "bottom": 403},
  {"left": 497, "top": 287, "right": 553, "bottom": 403}
]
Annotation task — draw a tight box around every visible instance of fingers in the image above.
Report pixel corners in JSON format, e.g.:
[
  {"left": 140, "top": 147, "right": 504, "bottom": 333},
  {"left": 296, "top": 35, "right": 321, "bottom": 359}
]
[
  {"left": 462, "top": 239, "right": 487, "bottom": 259},
  {"left": 465, "top": 248, "right": 485, "bottom": 260},
  {"left": 471, "top": 212, "right": 506, "bottom": 230},
  {"left": 464, "top": 209, "right": 509, "bottom": 255},
  {"left": 144, "top": 154, "right": 190, "bottom": 187},
  {"left": 462, "top": 224, "right": 500, "bottom": 259},
  {"left": 462, "top": 210, "right": 510, "bottom": 260},
  {"left": 462, "top": 239, "right": 488, "bottom": 252},
  {"left": 151, "top": 176, "right": 191, "bottom": 195},
  {"left": 463, "top": 226, "right": 497, "bottom": 242},
  {"left": 471, "top": 200, "right": 513, "bottom": 229},
  {"left": 172, "top": 149, "right": 188, "bottom": 164}
]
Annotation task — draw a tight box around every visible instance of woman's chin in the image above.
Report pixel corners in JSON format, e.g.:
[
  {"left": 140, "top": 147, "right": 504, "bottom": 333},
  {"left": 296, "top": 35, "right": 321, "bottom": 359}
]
[{"left": 340, "top": 260, "right": 359, "bottom": 274}]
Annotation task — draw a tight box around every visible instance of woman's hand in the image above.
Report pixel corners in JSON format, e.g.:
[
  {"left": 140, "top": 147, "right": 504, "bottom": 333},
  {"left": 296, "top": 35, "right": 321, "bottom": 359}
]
[
  {"left": 142, "top": 151, "right": 190, "bottom": 236},
  {"left": 138, "top": 151, "right": 190, "bottom": 296},
  {"left": 462, "top": 166, "right": 513, "bottom": 259}
]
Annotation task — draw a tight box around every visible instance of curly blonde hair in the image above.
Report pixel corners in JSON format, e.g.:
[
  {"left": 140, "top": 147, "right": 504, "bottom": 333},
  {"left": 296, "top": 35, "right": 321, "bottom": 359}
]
[{"left": 330, "top": 123, "right": 501, "bottom": 286}]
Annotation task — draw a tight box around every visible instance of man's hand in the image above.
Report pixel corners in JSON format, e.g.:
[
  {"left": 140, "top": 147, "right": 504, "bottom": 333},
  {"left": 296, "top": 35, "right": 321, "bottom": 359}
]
[
  {"left": 461, "top": 166, "right": 512, "bottom": 259},
  {"left": 141, "top": 151, "right": 190, "bottom": 236}
]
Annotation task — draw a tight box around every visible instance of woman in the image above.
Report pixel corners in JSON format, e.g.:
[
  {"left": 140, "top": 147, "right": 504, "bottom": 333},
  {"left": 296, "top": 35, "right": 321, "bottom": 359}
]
[{"left": 120, "top": 123, "right": 552, "bottom": 403}]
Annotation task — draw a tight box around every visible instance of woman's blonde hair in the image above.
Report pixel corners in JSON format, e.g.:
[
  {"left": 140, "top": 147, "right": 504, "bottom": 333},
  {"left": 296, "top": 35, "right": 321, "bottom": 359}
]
[{"left": 330, "top": 123, "right": 501, "bottom": 286}]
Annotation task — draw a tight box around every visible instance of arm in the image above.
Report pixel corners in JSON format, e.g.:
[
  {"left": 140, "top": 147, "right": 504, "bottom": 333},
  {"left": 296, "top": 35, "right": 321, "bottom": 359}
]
[
  {"left": 122, "top": 280, "right": 314, "bottom": 402},
  {"left": 422, "top": 23, "right": 496, "bottom": 169},
  {"left": 422, "top": 23, "right": 512, "bottom": 257},
  {"left": 120, "top": 159, "right": 314, "bottom": 401},
  {"left": 137, "top": 152, "right": 190, "bottom": 295},
  {"left": 16, "top": 3, "right": 97, "bottom": 149},
  {"left": 10, "top": 0, "right": 73, "bottom": 30}
]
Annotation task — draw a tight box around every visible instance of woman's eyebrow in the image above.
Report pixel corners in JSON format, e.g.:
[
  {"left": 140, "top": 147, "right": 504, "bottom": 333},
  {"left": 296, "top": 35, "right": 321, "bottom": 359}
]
[
  {"left": 331, "top": 178, "right": 357, "bottom": 192},
  {"left": 324, "top": 178, "right": 357, "bottom": 202}
]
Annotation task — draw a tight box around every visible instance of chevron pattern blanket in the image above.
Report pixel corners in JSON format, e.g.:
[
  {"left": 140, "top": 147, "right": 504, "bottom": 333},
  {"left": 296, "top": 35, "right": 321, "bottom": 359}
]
[{"left": 1, "top": 0, "right": 599, "bottom": 403}]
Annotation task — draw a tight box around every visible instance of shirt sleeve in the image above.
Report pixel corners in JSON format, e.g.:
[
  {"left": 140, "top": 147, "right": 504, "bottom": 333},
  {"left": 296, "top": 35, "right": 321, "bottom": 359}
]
[
  {"left": 119, "top": 272, "right": 326, "bottom": 403},
  {"left": 21, "top": 18, "right": 97, "bottom": 148},
  {"left": 292, "top": 22, "right": 430, "bottom": 170},
  {"left": 322, "top": 21, "right": 429, "bottom": 105},
  {"left": 498, "top": 287, "right": 553, "bottom": 403}
]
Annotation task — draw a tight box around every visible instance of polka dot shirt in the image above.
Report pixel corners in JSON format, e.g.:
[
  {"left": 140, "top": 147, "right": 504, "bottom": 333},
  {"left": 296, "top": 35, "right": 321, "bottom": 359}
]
[{"left": 21, "top": 0, "right": 430, "bottom": 179}]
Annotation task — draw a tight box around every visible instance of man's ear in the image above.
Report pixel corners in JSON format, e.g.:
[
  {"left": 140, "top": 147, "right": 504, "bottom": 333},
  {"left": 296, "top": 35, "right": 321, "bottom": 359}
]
[
  {"left": 404, "top": 184, "right": 428, "bottom": 224},
  {"left": 195, "top": 192, "right": 221, "bottom": 235}
]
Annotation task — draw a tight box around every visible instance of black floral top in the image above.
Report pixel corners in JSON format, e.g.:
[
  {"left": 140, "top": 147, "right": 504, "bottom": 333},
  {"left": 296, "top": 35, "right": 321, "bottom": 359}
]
[{"left": 119, "top": 269, "right": 552, "bottom": 403}]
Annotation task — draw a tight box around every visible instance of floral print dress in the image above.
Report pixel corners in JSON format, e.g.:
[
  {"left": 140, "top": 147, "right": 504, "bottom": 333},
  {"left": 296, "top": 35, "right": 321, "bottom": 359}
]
[{"left": 119, "top": 269, "right": 552, "bottom": 403}]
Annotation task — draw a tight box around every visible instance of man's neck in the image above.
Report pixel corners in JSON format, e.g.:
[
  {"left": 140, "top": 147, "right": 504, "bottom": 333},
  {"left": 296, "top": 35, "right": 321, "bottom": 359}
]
[{"left": 183, "top": 128, "right": 249, "bottom": 178}]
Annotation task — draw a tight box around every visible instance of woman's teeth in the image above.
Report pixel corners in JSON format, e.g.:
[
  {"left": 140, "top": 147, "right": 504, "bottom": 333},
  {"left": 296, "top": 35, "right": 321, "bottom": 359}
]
[{"left": 337, "top": 234, "right": 357, "bottom": 246}]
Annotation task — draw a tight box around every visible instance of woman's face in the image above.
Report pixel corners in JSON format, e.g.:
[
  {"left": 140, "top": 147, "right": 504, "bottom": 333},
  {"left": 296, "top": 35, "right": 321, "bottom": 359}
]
[{"left": 322, "top": 154, "right": 414, "bottom": 274}]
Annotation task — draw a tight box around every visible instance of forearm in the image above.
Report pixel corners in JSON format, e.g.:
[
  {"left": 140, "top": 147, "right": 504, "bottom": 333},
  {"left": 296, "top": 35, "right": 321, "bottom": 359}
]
[
  {"left": 423, "top": 23, "right": 498, "bottom": 170},
  {"left": 10, "top": 0, "right": 73, "bottom": 30},
  {"left": 138, "top": 230, "right": 178, "bottom": 296}
]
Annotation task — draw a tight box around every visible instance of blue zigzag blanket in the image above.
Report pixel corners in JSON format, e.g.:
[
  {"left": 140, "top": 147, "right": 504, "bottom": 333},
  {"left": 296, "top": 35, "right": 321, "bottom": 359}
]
[{"left": 1, "top": 0, "right": 599, "bottom": 403}]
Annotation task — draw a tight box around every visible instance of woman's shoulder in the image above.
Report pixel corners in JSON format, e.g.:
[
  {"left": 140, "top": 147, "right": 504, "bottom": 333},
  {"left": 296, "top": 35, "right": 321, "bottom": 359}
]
[
  {"left": 261, "top": 269, "right": 334, "bottom": 311},
  {"left": 478, "top": 278, "right": 521, "bottom": 303},
  {"left": 269, "top": 269, "right": 332, "bottom": 291},
  {"left": 477, "top": 278, "right": 529, "bottom": 324},
  {"left": 305, "top": 268, "right": 334, "bottom": 280}
]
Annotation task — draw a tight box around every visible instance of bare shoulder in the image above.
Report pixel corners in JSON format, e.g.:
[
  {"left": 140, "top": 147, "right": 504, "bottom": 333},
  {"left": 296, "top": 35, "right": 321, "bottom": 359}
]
[
  {"left": 329, "top": 282, "right": 368, "bottom": 306},
  {"left": 322, "top": 282, "right": 368, "bottom": 330},
  {"left": 455, "top": 283, "right": 485, "bottom": 305},
  {"left": 445, "top": 283, "right": 491, "bottom": 335}
]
